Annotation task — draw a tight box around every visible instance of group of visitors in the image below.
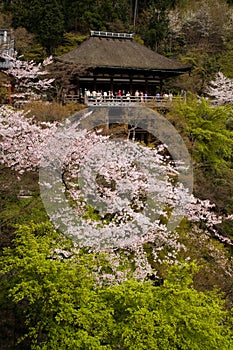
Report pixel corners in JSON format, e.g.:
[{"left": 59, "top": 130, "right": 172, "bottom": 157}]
[{"left": 84, "top": 89, "right": 174, "bottom": 104}]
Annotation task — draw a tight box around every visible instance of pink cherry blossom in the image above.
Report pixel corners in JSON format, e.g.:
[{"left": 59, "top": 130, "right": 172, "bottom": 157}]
[
  {"left": 206, "top": 72, "right": 233, "bottom": 105},
  {"left": 1, "top": 105, "right": 232, "bottom": 283},
  {"left": 1, "top": 53, "right": 54, "bottom": 104}
]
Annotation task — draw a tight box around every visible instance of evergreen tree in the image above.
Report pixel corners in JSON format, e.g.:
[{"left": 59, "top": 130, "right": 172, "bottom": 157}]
[
  {"left": 3, "top": 0, "right": 64, "bottom": 54},
  {"left": 29, "top": 0, "right": 64, "bottom": 54},
  {"left": 137, "top": 0, "right": 179, "bottom": 51}
]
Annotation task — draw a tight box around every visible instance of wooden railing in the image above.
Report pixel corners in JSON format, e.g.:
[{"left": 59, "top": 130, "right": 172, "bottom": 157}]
[
  {"left": 86, "top": 95, "right": 174, "bottom": 106},
  {"left": 64, "top": 94, "right": 181, "bottom": 106},
  {"left": 64, "top": 94, "right": 81, "bottom": 103}
]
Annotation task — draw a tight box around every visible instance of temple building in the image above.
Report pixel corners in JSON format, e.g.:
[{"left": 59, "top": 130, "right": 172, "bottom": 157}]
[
  {"left": 0, "top": 29, "right": 14, "bottom": 104},
  {"left": 0, "top": 29, "right": 14, "bottom": 69},
  {"left": 53, "top": 30, "right": 191, "bottom": 101}
]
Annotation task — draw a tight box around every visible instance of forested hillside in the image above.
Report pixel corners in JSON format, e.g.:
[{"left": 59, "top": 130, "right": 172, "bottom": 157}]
[{"left": 0, "top": 1, "right": 233, "bottom": 349}]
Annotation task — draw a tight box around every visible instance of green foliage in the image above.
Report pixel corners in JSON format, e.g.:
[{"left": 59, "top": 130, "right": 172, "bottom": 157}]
[
  {"left": 1, "top": 194, "right": 47, "bottom": 228},
  {"left": 167, "top": 96, "right": 233, "bottom": 214},
  {"left": 138, "top": 2, "right": 170, "bottom": 51},
  {"left": 133, "top": 34, "right": 144, "bottom": 45},
  {"left": 171, "top": 97, "right": 233, "bottom": 170},
  {"left": 0, "top": 168, "right": 48, "bottom": 247},
  {"left": 6, "top": 0, "right": 64, "bottom": 54},
  {"left": 219, "top": 40, "right": 233, "bottom": 78},
  {"left": 30, "top": 0, "right": 65, "bottom": 55},
  {"left": 105, "top": 278, "right": 233, "bottom": 349},
  {"left": 55, "top": 32, "right": 87, "bottom": 56},
  {"left": 176, "top": 218, "right": 233, "bottom": 302},
  {"left": 0, "top": 223, "right": 232, "bottom": 349},
  {"left": 177, "top": 52, "right": 220, "bottom": 94},
  {"left": 0, "top": 222, "right": 106, "bottom": 349},
  {"left": 61, "top": 0, "right": 130, "bottom": 34}
]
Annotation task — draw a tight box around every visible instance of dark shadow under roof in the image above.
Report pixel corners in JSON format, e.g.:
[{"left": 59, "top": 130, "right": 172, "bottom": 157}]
[{"left": 57, "top": 33, "right": 191, "bottom": 73}]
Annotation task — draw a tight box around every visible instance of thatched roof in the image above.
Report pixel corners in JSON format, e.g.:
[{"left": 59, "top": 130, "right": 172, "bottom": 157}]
[{"left": 56, "top": 32, "right": 191, "bottom": 73}]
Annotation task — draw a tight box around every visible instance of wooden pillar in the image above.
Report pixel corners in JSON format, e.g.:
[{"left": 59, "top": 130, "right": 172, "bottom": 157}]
[
  {"left": 110, "top": 77, "right": 114, "bottom": 92},
  {"left": 76, "top": 78, "right": 80, "bottom": 94},
  {"left": 130, "top": 76, "right": 133, "bottom": 95},
  {"left": 76, "top": 78, "right": 80, "bottom": 102},
  {"left": 159, "top": 78, "right": 163, "bottom": 94},
  {"left": 145, "top": 78, "right": 148, "bottom": 95}
]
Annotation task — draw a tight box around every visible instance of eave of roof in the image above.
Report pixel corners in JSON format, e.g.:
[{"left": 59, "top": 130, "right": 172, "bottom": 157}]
[{"left": 56, "top": 35, "right": 191, "bottom": 73}]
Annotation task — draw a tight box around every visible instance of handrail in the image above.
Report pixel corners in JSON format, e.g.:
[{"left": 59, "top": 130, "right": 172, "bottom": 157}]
[
  {"left": 64, "top": 94, "right": 184, "bottom": 106},
  {"left": 64, "top": 94, "right": 177, "bottom": 104},
  {"left": 86, "top": 95, "right": 173, "bottom": 105},
  {"left": 90, "top": 30, "right": 134, "bottom": 39}
]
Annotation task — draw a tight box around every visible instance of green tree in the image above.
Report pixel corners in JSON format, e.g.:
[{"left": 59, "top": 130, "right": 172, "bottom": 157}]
[
  {"left": 0, "top": 222, "right": 114, "bottom": 349},
  {"left": 168, "top": 97, "right": 233, "bottom": 213},
  {"left": 4, "top": 0, "right": 64, "bottom": 54},
  {"left": 61, "top": 0, "right": 131, "bottom": 33},
  {"left": 3, "top": 0, "right": 34, "bottom": 33},
  {"left": 171, "top": 97, "right": 233, "bottom": 170},
  {"left": 29, "top": 0, "right": 64, "bottom": 55},
  {"left": 103, "top": 264, "right": 233, "bottom": 349},
  {"left": 219, "top": 39, "right": 233, "bottom": 78},
  {"left": 137, "top": 0, "right": 179, "bottom": 52},
  {"left": 0, "top": 222, "right": 232, "bottom": 349}
]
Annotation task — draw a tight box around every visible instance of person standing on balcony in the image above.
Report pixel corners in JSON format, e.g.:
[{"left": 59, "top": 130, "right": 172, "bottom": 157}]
[
  {"left": 126, "top": 91, "right": 131, "bottom": 102},
  {"left": 117, "top": 89, "right": 122, "bottom": 102}
]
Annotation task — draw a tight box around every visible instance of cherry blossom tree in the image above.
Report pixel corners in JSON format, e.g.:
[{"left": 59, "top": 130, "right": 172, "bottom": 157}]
[
  {"left": 1, "top": 53, "right": 54, "bottom": 104},
  {"left": 1, "top": 104, "right": 232, "bottom": 284},
  {"left": 0, "top": 105, "right": 57, "bottom": 173},
  {"left": 205, "top": 72, "right": 233, "bottom": 105},
  {"left": 168, "top": 0, "right": 233, "bottom": 52}
]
